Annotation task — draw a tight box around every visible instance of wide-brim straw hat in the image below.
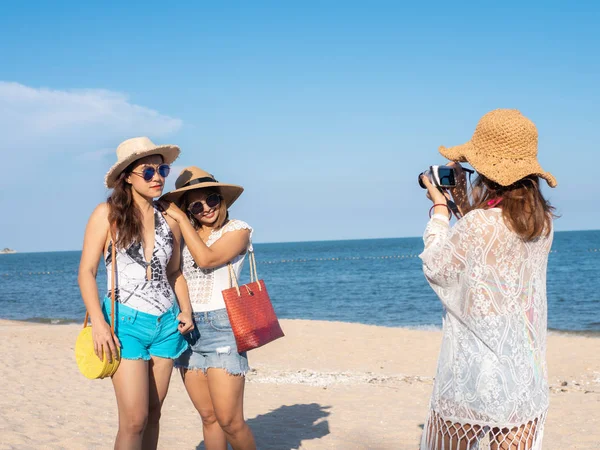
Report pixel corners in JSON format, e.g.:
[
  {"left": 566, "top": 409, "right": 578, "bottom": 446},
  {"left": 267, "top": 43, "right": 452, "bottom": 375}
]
[
  {"left": 439, "top": 109, "right": 557, "bottom": 187},
  {"left": 104, "top": 137, "right": 180, "bottom": 188},
  {"left": 160, "top": 166, "right": 244, "bottom": 208}
]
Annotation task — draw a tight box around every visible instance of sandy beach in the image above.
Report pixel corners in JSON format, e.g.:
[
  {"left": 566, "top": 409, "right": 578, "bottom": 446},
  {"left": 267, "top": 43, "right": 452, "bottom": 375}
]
[{"left": 0, "top": 318, "right": 598, "bottom": 450}]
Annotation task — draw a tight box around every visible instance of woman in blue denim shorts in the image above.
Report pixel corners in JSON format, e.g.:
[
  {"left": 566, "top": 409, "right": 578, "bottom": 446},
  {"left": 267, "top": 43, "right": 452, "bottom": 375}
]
[
  {"left": 78, "top": 137, "right": 194, "bottom": 449},
  {"left": 159, "top": 166, "right": 256, "bottom": 450}
]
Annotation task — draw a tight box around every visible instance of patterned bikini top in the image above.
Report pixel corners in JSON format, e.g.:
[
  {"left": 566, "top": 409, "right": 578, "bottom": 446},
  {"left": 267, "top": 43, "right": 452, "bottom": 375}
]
[{"left": 105, "top": 203, "right": 175, "bottom": 315}]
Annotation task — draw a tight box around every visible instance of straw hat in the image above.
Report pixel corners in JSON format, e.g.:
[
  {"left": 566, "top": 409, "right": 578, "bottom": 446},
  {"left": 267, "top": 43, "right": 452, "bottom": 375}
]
[
  {"left": 104, "top": 137, "right": 180, "bottom": 188},
  {"left": 160, "top": 166, "right": 244, "bottom": 208},
  {"left": 439, "top": 109, "right": 557, "bottom": 187}
]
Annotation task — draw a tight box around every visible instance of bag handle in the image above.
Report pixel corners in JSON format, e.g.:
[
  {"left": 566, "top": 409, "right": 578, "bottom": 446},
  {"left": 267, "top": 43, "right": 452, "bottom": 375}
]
[
  {"left": 248, "top": 252, "right": 259, "bottom": 285},
  {"left": 83, "top": 224, "right": 117, "bottom": 333},
  {"left": 227, "top": 251, "right": 261, "bottom": 297}
]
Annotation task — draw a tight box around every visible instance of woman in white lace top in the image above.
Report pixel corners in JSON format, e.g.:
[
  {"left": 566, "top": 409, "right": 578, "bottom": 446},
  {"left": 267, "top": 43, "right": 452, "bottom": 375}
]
[
  {"left": 419, "top": 109, "right": 557, "bottom": 450},
  {"left": 159, "top": 166, "right": 256, "bottom": 450}
]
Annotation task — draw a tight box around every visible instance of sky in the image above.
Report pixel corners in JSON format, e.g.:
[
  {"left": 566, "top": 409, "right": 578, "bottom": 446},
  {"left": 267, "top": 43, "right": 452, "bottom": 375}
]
[{"left": 0, "top": 1, "right": 598, "bottom": 252}]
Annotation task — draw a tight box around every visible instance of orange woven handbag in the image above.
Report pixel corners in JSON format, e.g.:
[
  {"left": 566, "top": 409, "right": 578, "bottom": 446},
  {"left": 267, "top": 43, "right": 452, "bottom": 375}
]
[{"left": 221, "top": 252, "right": 284, "bottom": 353}]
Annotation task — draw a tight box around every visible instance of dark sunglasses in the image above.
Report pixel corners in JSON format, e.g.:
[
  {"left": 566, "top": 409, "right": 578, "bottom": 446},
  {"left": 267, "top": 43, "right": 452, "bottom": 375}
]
[
  {"left": 131, "top": 164, "right": 171, "bottom": 182},
  {"left": 188, "top": 193, "right": 221, "bottom": 215}
]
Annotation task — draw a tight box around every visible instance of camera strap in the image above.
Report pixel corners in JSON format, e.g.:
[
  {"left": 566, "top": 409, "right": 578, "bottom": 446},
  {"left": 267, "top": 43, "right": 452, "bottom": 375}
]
[{"left": 446, "top": 200, "right": 462, "bottom": 219}]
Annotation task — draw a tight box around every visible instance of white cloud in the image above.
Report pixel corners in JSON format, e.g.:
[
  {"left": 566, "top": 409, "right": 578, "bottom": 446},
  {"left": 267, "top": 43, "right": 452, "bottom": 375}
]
[
  {"left": 0, "top": 81, "right": 182, "bottom": 135},
  {"left": 0, "top": 81, "right": 183, "bottom": 185},
  {"left": 0, "top": 81, "right": 187, "bottom": 251},
  {"left": 0, "top": 81, "right": 182, "bottom": 156}
]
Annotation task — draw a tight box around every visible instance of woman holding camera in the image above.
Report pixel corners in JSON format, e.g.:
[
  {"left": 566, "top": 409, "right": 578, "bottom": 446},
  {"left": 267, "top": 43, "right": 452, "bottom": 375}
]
[{"left": 419, "top": 109, "right": 557, "bottom": 450}]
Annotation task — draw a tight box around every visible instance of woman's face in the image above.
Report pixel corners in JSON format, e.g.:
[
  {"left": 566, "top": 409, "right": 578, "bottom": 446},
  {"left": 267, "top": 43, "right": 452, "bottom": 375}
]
[
  {"left": 126, "top": 155, "right": 168, "bottom": 198},
  {"left": 186, "top": 189, "right": 222, "bottom": 227}
]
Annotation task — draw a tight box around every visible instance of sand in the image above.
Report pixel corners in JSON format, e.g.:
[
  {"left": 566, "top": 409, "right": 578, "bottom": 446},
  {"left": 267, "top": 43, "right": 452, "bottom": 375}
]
[{"left": 0, "top": 318, "right": 598, "bottom": 449}]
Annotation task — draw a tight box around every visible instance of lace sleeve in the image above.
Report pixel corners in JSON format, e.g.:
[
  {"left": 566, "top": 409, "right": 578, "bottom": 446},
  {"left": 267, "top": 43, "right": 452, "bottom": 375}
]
[
  {"left": 222, "top": 220, "right": 254, "bottom": 252},
  {"left": 419, "top": 210, "right": 492, "bottom": 289},
  {"left": 419, "top": 216, "right": 461, "bottom": 289}
]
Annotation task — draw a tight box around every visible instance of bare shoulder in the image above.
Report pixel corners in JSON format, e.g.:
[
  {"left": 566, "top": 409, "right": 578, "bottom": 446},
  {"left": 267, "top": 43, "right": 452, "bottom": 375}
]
[
  {"left": 82, "top": 203, "right": 110, "bottom": 250},
  {"left": 92, "top": 202, "right": 109, "bottom": 217},
  {"left": 88, "top": 203, "right": 110, "bottom": 227}
]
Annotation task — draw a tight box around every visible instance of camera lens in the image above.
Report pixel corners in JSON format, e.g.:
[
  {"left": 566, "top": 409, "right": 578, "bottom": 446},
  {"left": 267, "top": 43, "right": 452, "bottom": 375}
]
[{"left": 418, "top": 171, "right": 429, "bottom": 189}]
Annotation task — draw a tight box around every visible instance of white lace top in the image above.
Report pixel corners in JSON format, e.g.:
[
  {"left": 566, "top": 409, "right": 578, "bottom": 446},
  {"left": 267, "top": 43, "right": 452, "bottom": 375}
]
[
  {"left": 419, "top": 208, "right": 551, "bottom": 450},
  {"left": 182, "top": 220, "right": 253, "bottom": 313}
]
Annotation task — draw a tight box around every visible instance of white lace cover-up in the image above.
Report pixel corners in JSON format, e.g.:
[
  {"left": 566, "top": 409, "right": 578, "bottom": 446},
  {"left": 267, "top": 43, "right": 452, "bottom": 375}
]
[{"left": 419, "top": 208, "right": 551, "bottom": 450}]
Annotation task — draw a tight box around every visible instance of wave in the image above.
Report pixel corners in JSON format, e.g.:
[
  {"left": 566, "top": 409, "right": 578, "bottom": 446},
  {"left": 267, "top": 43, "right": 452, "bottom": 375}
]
[
  {"left": 21, "top": 317, "right": 79, "bottom": 325},
  {"left": 548, "top": 327, "right": 600, "bottom": 338}
]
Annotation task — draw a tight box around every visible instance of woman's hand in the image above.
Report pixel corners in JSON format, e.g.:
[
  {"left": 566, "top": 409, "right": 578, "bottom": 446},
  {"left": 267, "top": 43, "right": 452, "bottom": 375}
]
[
  {"left": 92, "top": 318, "right": 121, "bottom": 363},
  {"left": 177, "top": 310, "right": 195, "bottom": 335},
  {"left": 157, "top": 200, "right": 187, "bottom": 223},
  {"left": 420, "top": 174, "right": 450, "bottom": 205},
  {"left": 421, "top": 174, "right": 452, "bottom": 219}
]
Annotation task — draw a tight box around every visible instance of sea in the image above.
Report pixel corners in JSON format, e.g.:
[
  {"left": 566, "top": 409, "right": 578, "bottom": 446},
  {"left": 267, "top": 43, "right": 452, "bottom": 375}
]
[{"left": 0, "top": 230, "right": 599, "bottom": 333}]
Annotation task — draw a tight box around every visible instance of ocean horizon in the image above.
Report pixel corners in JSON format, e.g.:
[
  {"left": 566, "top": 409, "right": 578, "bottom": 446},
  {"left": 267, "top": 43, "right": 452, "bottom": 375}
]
[
  {"left": 1, "top": 230, "right": 599, "bottom": 333},
  {"left": 3, "top": 227, "right": 600, "bottom": 254}
]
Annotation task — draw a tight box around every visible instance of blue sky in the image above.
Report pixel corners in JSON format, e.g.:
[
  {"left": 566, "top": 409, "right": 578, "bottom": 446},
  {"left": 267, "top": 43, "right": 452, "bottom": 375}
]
[{"left": 1, "top": 1, "right": 598, "bottom": 252}]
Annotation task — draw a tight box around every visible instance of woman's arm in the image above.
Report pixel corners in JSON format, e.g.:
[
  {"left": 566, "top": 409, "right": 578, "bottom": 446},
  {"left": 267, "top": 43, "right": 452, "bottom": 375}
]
[
  {"left": 420, "top": 208, "right": 497, "bottom": 289},
  {"left": 165, "top": 218, "right": 194, "bottom": 334},
  {"left": 183, "top": 220, "right": 250, "bottom": 268},
  {"left": 159, "top": 201, "right": 250, "bottom": 269},
  {"left": 77, "top": 203, "right": 120, "bottom": 362},
  {"left": 419, "top": 173, "right": 467, "bottom": 288},
  {"left": 419, "top": 216, "right": 465, "bottom": 288}
]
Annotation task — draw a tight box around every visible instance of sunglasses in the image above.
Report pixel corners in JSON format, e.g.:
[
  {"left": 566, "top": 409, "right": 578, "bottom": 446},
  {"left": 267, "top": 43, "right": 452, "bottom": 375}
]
[
  {"left": 131, "top": 164, "right": 171, "bottom": 182},
  {"left": 188, "top": 193, "right": 221, "bottom": 215}
]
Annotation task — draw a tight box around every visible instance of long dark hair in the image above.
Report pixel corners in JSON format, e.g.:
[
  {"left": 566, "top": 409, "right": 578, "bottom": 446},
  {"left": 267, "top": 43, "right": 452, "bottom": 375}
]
[
  {"left": 467, "top": 175, "right": 556, "bottom": 241},
  {"left": 106, "top": 165, "right": 143, "bottom": 249}
]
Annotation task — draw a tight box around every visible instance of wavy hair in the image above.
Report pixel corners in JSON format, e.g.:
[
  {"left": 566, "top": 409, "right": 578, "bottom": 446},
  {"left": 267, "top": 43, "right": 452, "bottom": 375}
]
[
  {"left": 106, "top": 165, "right": 143, "bottom": 249},
  {"left": 467, "top": 175, "right": 556, "bottom": 241}
]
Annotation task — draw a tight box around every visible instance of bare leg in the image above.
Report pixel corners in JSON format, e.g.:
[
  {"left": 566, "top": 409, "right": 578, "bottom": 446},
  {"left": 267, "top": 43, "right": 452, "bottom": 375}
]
[
  {"left": 425, "top": 412, "right": 481, "bottom": 450},
  {"left": 181, "top": 368, "right": 227, "bottom": 450},
  {"left": 425, "top": 411, "right": 538, "bottom": 450},
  {"left": 112, "top": 359, "right": 150, "bottom": 450},
  {"left": 491, "top": 420, "right": 538, "bottom": 450},
  {"left": 207, "top": 368, "right": 256, "bottom": 450},
  {"left": 142, "top": 356, "right": 175, "bottom": 450}
]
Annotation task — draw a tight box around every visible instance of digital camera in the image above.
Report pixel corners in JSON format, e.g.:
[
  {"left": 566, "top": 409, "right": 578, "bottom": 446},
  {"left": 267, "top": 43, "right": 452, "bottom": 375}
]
[{"left": 418, "top": 165, "right": 457, "bottom": 189}]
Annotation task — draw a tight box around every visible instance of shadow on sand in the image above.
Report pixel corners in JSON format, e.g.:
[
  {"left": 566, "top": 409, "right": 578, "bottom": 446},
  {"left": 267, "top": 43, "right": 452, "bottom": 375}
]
[{"left": 195, "top": 403, "right": 331, "bottom": 450}]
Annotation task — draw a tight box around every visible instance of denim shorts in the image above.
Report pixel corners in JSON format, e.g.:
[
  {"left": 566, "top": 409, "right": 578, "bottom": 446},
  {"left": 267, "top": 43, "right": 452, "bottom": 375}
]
[
  {"left": 101, "top": 296, "right": 188, "bottom": 361},
  {"left": 175, "top": 308, "right": 249, "bottom": 376}
]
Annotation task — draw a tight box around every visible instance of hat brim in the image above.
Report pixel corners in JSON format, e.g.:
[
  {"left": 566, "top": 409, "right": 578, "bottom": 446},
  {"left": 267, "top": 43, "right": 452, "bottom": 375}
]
[
  {"left": 160, "top": 182, "right": 244, "bottom": 209},
  {"left": 439, "top": 141, "right": 557, "bottom": 188},
  {"left": 104, "top": 145, "right": 180, "bottom": 188}
]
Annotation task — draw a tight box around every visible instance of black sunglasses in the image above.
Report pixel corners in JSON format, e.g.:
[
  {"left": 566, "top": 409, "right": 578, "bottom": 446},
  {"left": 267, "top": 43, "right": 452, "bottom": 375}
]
[
  {"left": 188, "top": 193, "right": 221, "bottom": 215},
  {"left": 131, "top": 164, "right": 171, "bottom": 182}
]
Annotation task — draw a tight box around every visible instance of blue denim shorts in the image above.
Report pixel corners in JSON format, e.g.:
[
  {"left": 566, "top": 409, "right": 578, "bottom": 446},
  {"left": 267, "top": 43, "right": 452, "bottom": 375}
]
[
  {"left": 175, "top": 308, "right": 249, "bottom": 375},
  {"left": 101, "top": 297, "right": 188, "bottom": 361}
]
